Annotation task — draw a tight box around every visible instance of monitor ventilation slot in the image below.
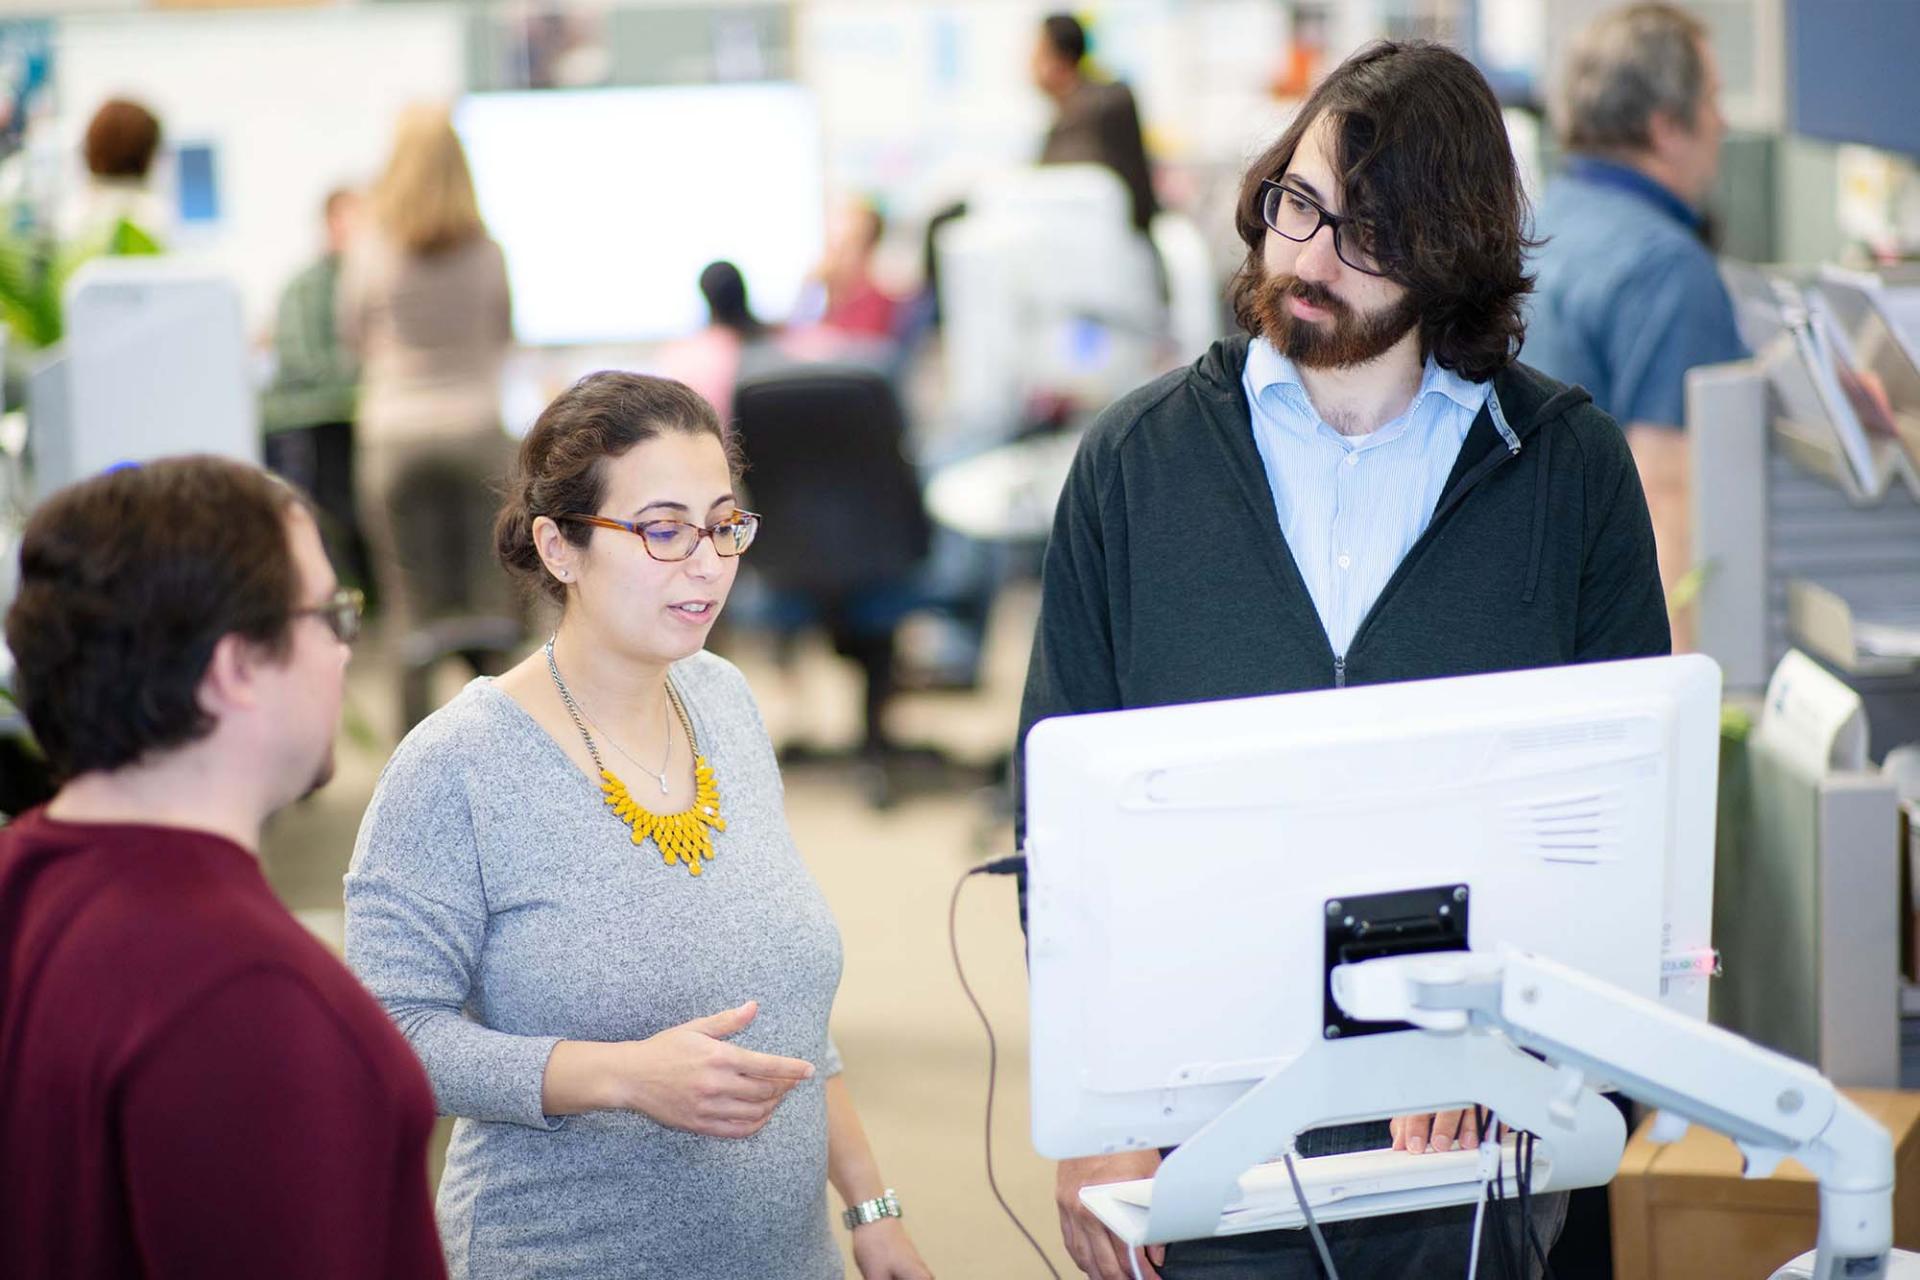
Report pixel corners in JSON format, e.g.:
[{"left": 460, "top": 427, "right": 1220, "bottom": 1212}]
[
  {"left": 1504, "top": 789, "right": 1626, "bottom": 863},
  {"left": 1503, "top": 719, "right": 1633, "bottom": 754}
]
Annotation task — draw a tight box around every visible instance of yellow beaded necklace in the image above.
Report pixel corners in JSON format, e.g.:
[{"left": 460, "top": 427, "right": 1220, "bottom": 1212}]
[{"left": 545, "top": 639, "right": 725, "bottom": 877}]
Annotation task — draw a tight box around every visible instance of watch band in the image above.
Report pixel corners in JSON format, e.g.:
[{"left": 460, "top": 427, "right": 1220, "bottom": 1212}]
[{"left": 842, "top": 1189, "right": 902, "bottom": 1230}]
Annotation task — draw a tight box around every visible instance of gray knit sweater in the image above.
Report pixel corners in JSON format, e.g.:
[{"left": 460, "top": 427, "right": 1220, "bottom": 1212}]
[{"left": 344, "top": 653, "right": 845, "bottom": 1279}]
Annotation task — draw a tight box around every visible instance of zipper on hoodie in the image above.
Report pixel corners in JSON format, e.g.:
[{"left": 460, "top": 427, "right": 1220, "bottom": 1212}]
[
  {"left": 1340, "top": 400, "right": 1531, "bottom": 662},
  {"left": 1334, "top": 655, "right": 1347, "bottom": 687}
]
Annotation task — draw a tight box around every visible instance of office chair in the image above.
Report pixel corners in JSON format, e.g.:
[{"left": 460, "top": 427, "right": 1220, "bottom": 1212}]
[
  {"left": 728, "top": 364, "right": 955, "bottom": 806},
  {"left": 384, "top": 452, "right": 526, "bottom": 732}
]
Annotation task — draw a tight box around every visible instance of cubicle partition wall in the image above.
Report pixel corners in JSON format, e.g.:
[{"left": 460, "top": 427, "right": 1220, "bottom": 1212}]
[
  {"left": 1689, "top": 328, "right": 1916, "bottom": 1088},
  {"left": 1691, "top": 359, "right": 1920, "bottom": 743}
]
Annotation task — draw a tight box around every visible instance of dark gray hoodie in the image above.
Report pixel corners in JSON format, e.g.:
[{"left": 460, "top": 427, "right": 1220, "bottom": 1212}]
[{"left": 1017, "top": 333, "right": 1670, "bottom": 775}]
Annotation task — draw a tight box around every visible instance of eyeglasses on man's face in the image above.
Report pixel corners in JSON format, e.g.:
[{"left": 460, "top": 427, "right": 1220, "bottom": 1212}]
[
  {"left": 1258, "top": 179, "right": 1388, "bottom": 277},
  {"left": 556, "top": 510, "right": 762, "bottom": 563},
  {"left": 293, "top": 587, "right": 365, "bottom": 644}
]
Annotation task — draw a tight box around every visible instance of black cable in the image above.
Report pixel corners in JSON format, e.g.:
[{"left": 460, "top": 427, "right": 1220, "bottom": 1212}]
[
  {"left": 1517, "top": 1131, "right": 1533, "bottom": 1280},
  {"left": 1282, "top": 1151, "right": 1342, "bottom": 1280},
  {"left": 1488, "top": 1113, "right": 1524, "bottom": 1280},
  {"left": 1516, "top": 1132, "right": 1558, "bottom": 1280},
  {"left": 951, "top": 864, "right": 1061, "bottom": 1279},
  {"left": 1483, "top": 1110, "right": 1520, "bottom": 1280}
]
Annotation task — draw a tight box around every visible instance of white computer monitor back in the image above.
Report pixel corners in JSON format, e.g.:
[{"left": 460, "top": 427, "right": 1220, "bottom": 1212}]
[{"left": 1024, "top": 654, "right": 1721, "bottom": 1159}]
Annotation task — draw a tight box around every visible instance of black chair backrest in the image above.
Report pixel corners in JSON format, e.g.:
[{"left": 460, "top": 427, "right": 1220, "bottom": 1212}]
[{"left": 730, "top": 365, "right": 931, "bottom": 597}]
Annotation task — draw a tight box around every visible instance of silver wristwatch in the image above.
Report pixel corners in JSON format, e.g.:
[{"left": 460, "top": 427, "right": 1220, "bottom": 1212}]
[{"left": 842, "top": 1189, "right": 902, "bottom": 1230}]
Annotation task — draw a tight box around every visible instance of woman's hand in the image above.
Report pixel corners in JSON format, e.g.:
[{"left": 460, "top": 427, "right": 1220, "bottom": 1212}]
[
  {"left": 850, "top": 1219, "right": 934, "bottom": 1279},
  {"left": 608, "top": 1000, "right": 816, "bottom": 1138}
]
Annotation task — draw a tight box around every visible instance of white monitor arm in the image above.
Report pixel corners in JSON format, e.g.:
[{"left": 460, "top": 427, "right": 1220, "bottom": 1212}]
[{"left": 1332, "top": 947, "right": 1896, "bottom": 1280}]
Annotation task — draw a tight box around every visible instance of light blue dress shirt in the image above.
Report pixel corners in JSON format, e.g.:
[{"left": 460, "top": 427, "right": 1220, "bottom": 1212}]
[
  {"left": 1520, "top": 157, "right": 1746, "bottom": 428},
  {"left": 1242, "top": 337, "right": 1490, "bottom": 657}
]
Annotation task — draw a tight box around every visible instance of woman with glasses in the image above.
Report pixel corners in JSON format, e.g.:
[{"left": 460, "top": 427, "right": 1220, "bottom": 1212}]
[{"left": 345, "top": 372, "right": 931, "bottom": 1280}]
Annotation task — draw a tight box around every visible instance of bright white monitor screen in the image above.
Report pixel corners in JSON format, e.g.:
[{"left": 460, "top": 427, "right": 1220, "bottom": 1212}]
[
  {"left": 1023, "top": 654, "right": 1721, "bottom": 1159},
  {"left": 455, "top": 85, "right": 824, "bottom": 346}
]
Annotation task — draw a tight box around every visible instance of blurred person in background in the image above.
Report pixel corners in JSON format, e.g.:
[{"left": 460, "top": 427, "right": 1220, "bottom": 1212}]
[
  {"left": 345, "top": 372, "right": 931, "bottom": 1280},
  {"left": 0, "top": 457, "right": 443, "bottom": 1280},
  {"left": 64, "top": 96, "right": 167, "bottom": 252},
  {"left": 814, "top": 198, "right": 898, "bottom": 341},
  {"left": 915, "top": 12, "right": 1159, "bottom": 333},
  {"left": 1032, "top": 11, "right": 1157, "bottom": 235},
  {"left": 786, "top": 198, "right": 911, "bottom": 376},
  {"left": 1021, "top": 39, "right": 1668, "bottom": 1280},
  {"left": 263, "top": 186, "right": 372, "bottom": 601},
  {"left": 339, "top": 103, "right": 514, "bottom": 629},
  {"left": 1521, "top": 3, "right": 1746, "bottom": 640},
  {"left": 655, "top": 259, "right": 773, "bottom": 423}
]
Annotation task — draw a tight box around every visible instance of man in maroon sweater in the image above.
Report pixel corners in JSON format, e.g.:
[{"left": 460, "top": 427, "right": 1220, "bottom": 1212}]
[{"left": 0, "top": 457, "right": 446, "bottom": 1278}]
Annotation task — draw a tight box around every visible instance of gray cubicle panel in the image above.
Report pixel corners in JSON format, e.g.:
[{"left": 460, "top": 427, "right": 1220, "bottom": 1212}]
[
  {"left": 1714, "top": 733, "right": 1900, "bottom": 1087},
  {"left": 1690, "top": 360, "right": 1920, "bottom": 705},
  {"left": 27, "top": 261, "right": 257, "bottom": 502}
]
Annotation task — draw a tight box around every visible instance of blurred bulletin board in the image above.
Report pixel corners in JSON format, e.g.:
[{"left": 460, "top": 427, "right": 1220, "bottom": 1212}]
[
  {"left": 467, "top": 1, "right": 792, "bottom": 92},
  {"left": 56, "top": 5, "right": 465, "bottom": 330},
  {"left": 797, "top": 0, "right": 1052, "bottom": 227},
  {"left": 0, "top": 20, "right": 54, "bottom": 165},
  {"left": 797, "top": 0, "right": 1287, "bottom": 233}
]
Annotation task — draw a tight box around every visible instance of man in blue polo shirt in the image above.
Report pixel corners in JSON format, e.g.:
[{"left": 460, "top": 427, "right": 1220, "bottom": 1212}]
[{"left": 1523, "top": 3, "right": 1746, "bottom": 637}]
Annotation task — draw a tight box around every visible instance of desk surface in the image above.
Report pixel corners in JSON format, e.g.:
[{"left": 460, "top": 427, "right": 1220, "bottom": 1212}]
[
  {"left": 924, "top": 431, "right": 1080, "bottom": 543},
  {"left": 1618, "top": 1087, "right": 1920, "bottom": 1186}
]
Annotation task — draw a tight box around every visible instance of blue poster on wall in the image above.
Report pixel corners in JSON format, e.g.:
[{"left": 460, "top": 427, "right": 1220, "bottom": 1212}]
[
  {"left": 1787, "top": 0, "right": 1920, "bottom": 159},
  {"left": 174, "top": 142, "right": 220, "bottom": 224},
  {"left": 0, "top": 20, "right": 54, "bottom": 164}
]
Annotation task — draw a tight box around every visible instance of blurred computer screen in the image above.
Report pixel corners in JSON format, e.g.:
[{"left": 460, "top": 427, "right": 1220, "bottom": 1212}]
[{"left": 456, "top": 83, "right": 824, "bottom": 346}]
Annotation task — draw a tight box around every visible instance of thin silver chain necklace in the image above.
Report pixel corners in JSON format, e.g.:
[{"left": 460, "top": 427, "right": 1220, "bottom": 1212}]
[{"left": 544, "top": 638, "right": 675, "bottom": 795}]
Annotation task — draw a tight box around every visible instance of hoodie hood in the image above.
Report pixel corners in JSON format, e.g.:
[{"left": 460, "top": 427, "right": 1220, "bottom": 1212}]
[{"left": 1189, "top": 332, "right": 1593, "bottom": 442}]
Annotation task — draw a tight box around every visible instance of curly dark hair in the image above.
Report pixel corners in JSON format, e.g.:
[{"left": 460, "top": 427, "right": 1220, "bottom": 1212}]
[
  {"left": 495, "top": 371, "right": 744, "bottom": 607},
  {"left": 5, "top": 457, "right": 306, "bottom": 782},
  {"left": 1227, "top": 41, "right": 1535, "bottom": 383}
]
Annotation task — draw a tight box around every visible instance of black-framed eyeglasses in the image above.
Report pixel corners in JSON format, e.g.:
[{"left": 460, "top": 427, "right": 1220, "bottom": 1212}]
[
  {"left": 555, "top": 510, "right": 762, "bottom": 562},
  {"left": 293, "top": 587, "right": 365, "bottom": 644},
  {"left": 1258, "top": 179, "right": 1388, "bottom": 277}
]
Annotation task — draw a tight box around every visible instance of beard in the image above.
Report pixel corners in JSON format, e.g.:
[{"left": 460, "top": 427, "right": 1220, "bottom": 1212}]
[{"left": 1251, "top": 270, "right": 1420, "bottom": 369}]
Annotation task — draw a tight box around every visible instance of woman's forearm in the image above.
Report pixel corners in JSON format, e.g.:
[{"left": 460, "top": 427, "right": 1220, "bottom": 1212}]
[
  {"left": 825, "top": 1075, "right": 888, "bottom": 1207},
  {"left": 539, "top": 1039, "right": 623, "bottom": 1115}
]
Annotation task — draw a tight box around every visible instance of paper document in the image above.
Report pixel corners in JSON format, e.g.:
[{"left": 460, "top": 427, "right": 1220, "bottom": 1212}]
[
  {"left": 1756, "top": 649, "right": 1870, "bottom": 775},
  {"left": 1854, "top": 606, "right": 1920, "bottom": 659},
  {"left": 1815, "top": 268, "right": 1920, "bottom": 489},
  {"left": 1795, "top": 294, "right": 1884, "bottom": 495}
]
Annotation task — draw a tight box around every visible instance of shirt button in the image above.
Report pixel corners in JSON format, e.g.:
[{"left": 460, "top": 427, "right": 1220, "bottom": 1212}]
[
  {"left": 1337, "top": 554, "right": 1352, "bottom": 570},
  {"left": 1344, "top": 454, "right": 1358, "bottom": 467}
]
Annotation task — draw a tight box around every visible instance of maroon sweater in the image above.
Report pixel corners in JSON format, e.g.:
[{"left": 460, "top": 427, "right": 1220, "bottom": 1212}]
[{"left": 0, "top": 810, "right": 446, "bottom": 1279}]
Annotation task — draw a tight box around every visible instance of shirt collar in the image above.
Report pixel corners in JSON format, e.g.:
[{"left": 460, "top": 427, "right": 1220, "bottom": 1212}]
[
  {"left": 1564, "top": 154, "right": 1703, "bottom": 233},
  {"left": 1244, "top": 336, "right": 1488, "bottom": 429}
]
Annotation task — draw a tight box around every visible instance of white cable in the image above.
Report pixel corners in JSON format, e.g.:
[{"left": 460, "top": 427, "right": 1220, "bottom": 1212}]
[
  {"left": 1130, "top": 1248, "right": 1146, "bottom": 1280},
  {"left": 1466, "top": 1115, "right": 1503, "bottom": 1280},
  {"left": 1465, "top": 1188, "right": 1490, "bottom": 1280}
]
